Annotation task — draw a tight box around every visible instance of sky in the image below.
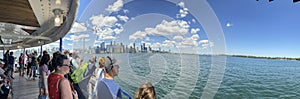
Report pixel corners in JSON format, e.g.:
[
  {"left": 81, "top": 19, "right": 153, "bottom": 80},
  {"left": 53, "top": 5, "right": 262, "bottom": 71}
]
[{"left": 58, "top": 0, "right": 300, "bottom": 58}]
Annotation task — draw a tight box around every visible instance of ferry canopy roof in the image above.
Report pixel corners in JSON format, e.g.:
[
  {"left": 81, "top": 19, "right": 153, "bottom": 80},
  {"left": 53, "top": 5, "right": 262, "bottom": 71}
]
[{"left": 0, "top": 0, "right": 78, "bottom": 50}]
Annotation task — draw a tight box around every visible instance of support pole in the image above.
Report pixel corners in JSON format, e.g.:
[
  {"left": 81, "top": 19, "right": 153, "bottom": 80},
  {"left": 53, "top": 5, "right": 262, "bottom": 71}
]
[
  {"left": 60, "top": 37, "right": 62, "bottom": 52},
  {"left": 40, "top": 45, "right": 43, "bottom": 55}
]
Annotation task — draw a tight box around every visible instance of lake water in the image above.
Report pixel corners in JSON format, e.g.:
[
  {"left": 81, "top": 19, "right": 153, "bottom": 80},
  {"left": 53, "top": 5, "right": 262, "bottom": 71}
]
[{"left": 80, "top": 53, "right": 300, "bottom": 98}]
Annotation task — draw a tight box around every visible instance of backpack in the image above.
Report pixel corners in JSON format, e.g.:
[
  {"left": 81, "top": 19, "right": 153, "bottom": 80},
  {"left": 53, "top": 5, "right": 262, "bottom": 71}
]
[
  {"left": 31, "top": 56, "right": 37, "bottom": 66},
  {"left": 71, "top": 62, "right": 89, "bottom": 84}
]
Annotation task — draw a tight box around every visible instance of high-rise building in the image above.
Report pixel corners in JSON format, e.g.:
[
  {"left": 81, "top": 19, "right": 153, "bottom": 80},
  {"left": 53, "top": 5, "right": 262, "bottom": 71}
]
[
  {"left": 100, "top": 42, "right": 106, "bottom": 53},
  {"left": 133, "top": 43, "right": 136, "bottom": 53}
]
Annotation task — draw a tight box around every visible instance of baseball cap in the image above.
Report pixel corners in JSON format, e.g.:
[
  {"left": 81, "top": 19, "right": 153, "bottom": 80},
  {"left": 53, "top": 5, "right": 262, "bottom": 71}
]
[{"left": 104, "top": 56, "right": 117, "bottom": 72}]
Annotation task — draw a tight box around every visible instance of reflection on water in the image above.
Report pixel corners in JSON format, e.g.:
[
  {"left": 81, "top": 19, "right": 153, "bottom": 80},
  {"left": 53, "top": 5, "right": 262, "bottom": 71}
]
[{"left": 79, "top": 53, "right": 300, "bottom": 99}]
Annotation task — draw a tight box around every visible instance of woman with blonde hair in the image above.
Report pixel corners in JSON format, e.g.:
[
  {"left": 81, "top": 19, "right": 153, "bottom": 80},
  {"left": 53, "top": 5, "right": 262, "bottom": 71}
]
[
  {"left": 96, "top": 57, "right": 105, "bottom": 79},
  {"left": 134, "top": 82, "right": 156, "bottom": 99},
  {"left": 90, "top": 57, "right": 105, "bottom": 98}
]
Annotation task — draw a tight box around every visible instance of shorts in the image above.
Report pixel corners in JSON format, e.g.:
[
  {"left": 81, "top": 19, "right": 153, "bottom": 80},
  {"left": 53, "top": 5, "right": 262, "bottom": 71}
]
[
  {"left": 31, "top": 66, "right": 37, "bottom": 71},
  {"left": 38, "top": 81, "right": 43, "bottom": 88},
  {"left": 19, "top": 64, "right": 24, "bottom": 69},
  {"left": 8, "top": 64, "right": 14, "bottom": 70}
]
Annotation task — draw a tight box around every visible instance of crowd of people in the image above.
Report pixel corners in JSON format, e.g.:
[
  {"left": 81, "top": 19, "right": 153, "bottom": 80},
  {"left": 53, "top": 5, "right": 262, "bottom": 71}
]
[{"left": 0, "top": 50, "right": 157, "bottom": 99}]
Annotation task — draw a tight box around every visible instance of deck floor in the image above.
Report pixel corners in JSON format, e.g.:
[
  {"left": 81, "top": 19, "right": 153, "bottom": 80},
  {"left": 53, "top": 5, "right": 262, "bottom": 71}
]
[{"left": 12, "top": 73, "right": 39, "bottom": 99}]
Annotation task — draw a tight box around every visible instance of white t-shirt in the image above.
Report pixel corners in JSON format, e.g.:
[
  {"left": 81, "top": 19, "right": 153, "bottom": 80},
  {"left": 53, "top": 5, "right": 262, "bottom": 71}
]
[
  {"left": 70, "top": 58, "right": 80, "bottom": 69},
  {"left": 0, "top": 68, "right": 5, "bottom": 75},
  {"left": 96, "top": 68, "right": 104, "bottom": 80}
]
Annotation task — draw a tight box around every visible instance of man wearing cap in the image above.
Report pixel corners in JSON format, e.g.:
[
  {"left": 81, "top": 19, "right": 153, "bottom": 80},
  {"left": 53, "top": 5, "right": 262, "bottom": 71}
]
[{"left": 94, "top": 56, "right": 131, "bottom": 99}]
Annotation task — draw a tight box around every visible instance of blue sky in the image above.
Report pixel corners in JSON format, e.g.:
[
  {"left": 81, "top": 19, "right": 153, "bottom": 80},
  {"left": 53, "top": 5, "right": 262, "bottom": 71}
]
[{"left": 61, "top": 0, "right": 300, "bottom": 58}]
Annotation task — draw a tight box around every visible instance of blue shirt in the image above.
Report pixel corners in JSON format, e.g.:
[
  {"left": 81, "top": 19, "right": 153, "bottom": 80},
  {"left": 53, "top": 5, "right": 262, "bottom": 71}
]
[{"left": 96, "top": 78, "right": 122, "bottom": 99}]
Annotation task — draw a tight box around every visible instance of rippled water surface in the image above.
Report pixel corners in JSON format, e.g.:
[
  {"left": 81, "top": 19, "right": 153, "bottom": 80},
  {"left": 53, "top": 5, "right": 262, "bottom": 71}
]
[{"left": 80, "top": 53, "right": 300, "bottom": 99}]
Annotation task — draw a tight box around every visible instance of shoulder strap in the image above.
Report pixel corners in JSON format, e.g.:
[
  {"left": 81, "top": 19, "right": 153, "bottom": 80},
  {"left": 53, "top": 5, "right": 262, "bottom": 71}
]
[{"left": 121, "top": 89, "right": 132, "bottom": 99}]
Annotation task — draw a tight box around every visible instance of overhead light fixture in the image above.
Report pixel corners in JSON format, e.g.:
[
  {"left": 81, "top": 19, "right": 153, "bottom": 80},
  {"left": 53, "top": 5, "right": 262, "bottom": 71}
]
[
  {"left": 55, "top": 16, "right": 61, "bottom": 23},
  {"left": 53, "top": 8, "right": 63, "bottom": 27},
  {"left": 2, "top": 38, "right": 12, "bottom": 44},
  {"left": 17, "top": 45, "right": 22, "bottom": 49},
  {"left": 56, "top": 0, "right": 61, "bottom": 5}
]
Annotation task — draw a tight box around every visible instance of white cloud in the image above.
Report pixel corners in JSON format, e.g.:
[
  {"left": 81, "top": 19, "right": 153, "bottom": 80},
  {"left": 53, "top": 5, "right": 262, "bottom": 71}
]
[
  {"left": 128, "top": 43, "right": 134, "bottom": 48},
  {"left": 209, "top": 42, "right": 214, "bottom": 47},
  {"left": 151, "top": 42, "right": 162, "bottom": 48},
  {"left": 178, "top": 2, "right": 185, "bottom": 8},
  {"left": 90, "top": 14, "right": 127, "bottom": 40},
  {"left": 43, "top": 41, "right": 60, "bottom": 48},
  {"left": 106, "top": 0, "right": 124, "bottom": 13},
  {"left": 129, "top": 31, "right": 147, "bottom": 40},
  {"left": 97, "top": 28, "right": 114, "bottom": 36},
  {"left": 63, "top": 37, "right": 72, "bottom": 41},
  {"left": 69, "top": 22, "right": 87, "bottom": 33},
  {"left": 115, "top": 23, "right": 122, "bottom": 27},
  {"left": 145, "top": 42, "right": 151, "bottom": 47},
  {"left": 67, "top": 43, "right": 73, "bottom": 46},
  {"left": 226, "top": 22, "right": 233, "bottom": 27},
  {"left": 192, "top": 19, "right": 196, "bottom": 23},
  {"left": 114, "top": 27, "right": 123, "bottom": 34},
  {"left": 181, "top": 38, "right": 198, "bottom": 46},
  {"left": 102, "top": 36, "right": 116, "bottom": 40},
  {"left": 173, "top": 36, "right": 184, "bottom": 41},
  {"left": 85, "top": 39, "right": 90, "bottom": 41},
  {"left": 129, "top": 20, "right": 189, "bottom": 41},
  {"left": 150, "top": 20, "right": 189, "bottom": 35},
  {"left": 117, "top": 15, "right": 129, "bottom": 22},
  {"left": 123, "top": 9, "right": 129, "bottom": 14},
  {"left": 191, "top": 28, "right": 200, "bottom": 34},
  {"left": 164, "top": 40, "right": 176, "bottom": 47},
  {"left": 90, "top": 15, "right": 118, "bottom": 28},
  {"left": 175, "top": 44, "right": 190, "bottom": 49},
  {"left": 191, "top": 34, "right": 199, "bottom": 40},
  {"left": 95, "top": 28, "right": 119, "bottom": 40},
  {"left": 199, "top": 40, "right": 214, "bottom": 49},
  {"left": 130, "top": 17, "right": 135, "bottom": 21},
  {"left": 70, "top": 34, "right": 90, "bottom": 42},
  {"left": 174, "top": 35, "right": 199, "bottom": 49},
  {"left": 145, "top": 37, "right": 150, "bottom": 41},
  {"left": 199, "top": 40, "right": 209, "bottom": 44},
  {"left": 176, "top": 2, "right": 189, "bottom": 18}
]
